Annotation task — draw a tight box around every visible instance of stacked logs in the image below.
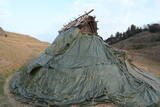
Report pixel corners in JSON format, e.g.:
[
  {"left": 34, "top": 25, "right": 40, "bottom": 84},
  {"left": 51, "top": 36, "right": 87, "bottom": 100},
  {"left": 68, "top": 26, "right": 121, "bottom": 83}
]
[{"left": 59, "top": 9, "right": 98, "bottom": 35}]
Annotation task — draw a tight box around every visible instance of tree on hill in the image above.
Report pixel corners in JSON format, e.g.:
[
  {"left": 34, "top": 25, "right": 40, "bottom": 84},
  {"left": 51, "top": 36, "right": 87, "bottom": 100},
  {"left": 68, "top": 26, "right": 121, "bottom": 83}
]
[{"left": 148, "top": 24, "right": 160, "bottom": 33}]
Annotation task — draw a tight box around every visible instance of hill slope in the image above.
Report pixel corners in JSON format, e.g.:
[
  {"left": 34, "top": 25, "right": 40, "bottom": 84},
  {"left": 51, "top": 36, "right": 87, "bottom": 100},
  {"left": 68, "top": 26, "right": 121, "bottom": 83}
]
[
  {"left": 0, "top": 29, "right": 50, "bottom": 107},
  {"left": 112, "top": 31, "right": 160, "bottom": 75},
  {"left": 0, "top": 31, "right": 49, "bottom": 74}
]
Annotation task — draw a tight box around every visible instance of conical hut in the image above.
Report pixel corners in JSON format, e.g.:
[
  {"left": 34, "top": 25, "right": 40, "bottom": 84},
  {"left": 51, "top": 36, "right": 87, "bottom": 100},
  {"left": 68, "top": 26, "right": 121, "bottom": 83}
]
[{"left": 9, "top": 10, "right": 160, "bottom": 107}]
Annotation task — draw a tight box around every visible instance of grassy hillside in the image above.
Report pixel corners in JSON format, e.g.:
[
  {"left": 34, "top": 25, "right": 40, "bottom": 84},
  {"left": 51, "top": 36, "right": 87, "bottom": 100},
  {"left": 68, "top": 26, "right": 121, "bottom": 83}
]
[
  {"left": 0, "top": 30, "right": 49, "bottom": 107},
  {"left": 112, "top": 31, "right": 160, "bottom": 75},
  {"left": 0, "top": 32, "right": 49, "bottom": 74}
]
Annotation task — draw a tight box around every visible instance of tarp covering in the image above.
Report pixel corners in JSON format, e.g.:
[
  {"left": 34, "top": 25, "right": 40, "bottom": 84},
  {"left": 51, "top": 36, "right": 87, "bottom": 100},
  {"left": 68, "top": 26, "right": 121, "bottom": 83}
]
[{"left": 9, "top": 28, "right": 160, "bottom": 107}]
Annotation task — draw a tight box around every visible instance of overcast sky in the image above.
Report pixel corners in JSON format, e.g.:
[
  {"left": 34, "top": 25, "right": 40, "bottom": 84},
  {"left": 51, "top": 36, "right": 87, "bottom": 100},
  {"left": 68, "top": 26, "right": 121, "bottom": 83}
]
[{"left": 0, "top": 0, "right": 160, "bottom": 42}]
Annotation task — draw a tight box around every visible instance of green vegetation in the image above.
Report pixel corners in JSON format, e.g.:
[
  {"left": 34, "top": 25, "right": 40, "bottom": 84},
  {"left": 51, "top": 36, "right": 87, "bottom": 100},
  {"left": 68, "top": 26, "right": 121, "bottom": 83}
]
[
  {"left": 0, "top": 73, "right": 13, "bottom": 107},
  {"left": 0, "top": 68, "right": 21, "bottom": 96},
  {"left": 0, "top": 76, "right": 5, "bottom": 95},
  {"left": 0, "top": 69, "right": 19, "bottom": 107},
  {"left": 0, "top": 72, "right": 16, "bottom": 96}
]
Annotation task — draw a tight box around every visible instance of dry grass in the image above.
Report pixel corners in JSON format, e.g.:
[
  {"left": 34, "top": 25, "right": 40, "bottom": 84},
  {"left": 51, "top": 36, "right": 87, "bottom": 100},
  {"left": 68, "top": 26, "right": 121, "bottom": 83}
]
[
  {"left": 127, "top": 52, "right": 160, "bottom": 76},
  {"left": 0, "top": 32, "right": 49, "bottom": 74},
  {"left": 112, "top": 31, "right": 160, "bottom": 76}
]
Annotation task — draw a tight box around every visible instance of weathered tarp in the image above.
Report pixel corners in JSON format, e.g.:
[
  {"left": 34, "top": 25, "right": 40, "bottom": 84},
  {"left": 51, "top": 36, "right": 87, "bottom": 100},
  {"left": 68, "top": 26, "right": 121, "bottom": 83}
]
[{"left": 9, "top": 28, "right": 160, "bottom": 107}]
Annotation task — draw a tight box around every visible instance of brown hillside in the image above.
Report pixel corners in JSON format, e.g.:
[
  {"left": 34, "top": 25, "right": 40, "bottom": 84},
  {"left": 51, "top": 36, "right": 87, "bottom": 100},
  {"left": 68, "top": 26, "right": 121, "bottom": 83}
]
[
  {"left": 0, "top": 31, "right": 49, "bottom": 74},
  {"left": 112, "top": 31, "right": 160, "bottom": 75}
]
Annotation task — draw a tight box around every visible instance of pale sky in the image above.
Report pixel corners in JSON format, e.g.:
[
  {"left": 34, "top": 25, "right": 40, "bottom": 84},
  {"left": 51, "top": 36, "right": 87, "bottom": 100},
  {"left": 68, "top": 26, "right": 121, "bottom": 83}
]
[{"left": 0, "top": 0, "right": 160, "bottom": 42}]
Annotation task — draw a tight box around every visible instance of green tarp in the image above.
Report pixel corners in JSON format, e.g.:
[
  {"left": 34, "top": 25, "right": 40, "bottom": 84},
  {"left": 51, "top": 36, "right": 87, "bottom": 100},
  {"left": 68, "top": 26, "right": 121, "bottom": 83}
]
[{"left": 9, "top": 28, "right": 160, "bottom": 107}]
